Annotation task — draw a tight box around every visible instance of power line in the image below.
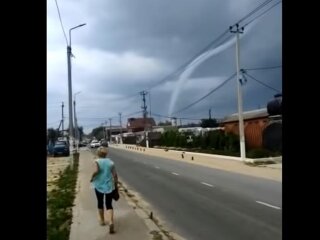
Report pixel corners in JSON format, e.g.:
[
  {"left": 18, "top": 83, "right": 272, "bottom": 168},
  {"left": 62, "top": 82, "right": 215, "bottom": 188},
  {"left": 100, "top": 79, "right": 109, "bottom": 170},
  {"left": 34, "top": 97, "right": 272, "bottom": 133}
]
[
  {"left": 127, "top": 0, "right": 279, "bottom": 97},
  {"left": 47, "top": 120, "right": 61, "bottom": 125},
  {"left": 107, "top": 110, "right": 143, "bottom": 120},
  {"left": 236, "top": 0, "right": 275, "bottom": 25},
  {"left": 147, "top": 29, "right": 231, "bottom": 90},
  {"left": 172, "top": 73, "right": 236, "bottom": 115},
  {"left": 78, "top": 110, "right": 143, "bottom": 121},
  {"left": 152, "top": 112, "right": 203, "bottom": 121},
  {"left": 122, "top": 110, "right": 144, "bottom": 118},
  {"left": 54, "top": 0, "right": 68, "bottom": 45},
  {"left": 77, "top": 117, "right": 107, "bottom": 120},
  {"left": 243, "top": 72, "right": 281, "bottom": 93},
  {"left": 74, "top": 94, "right": 141, "bottom": 114},
  {"left": 80, "top": 122, "right": 103, "bottom": 128},
  {"left": 113, "top": 92, "right": 141, "bottom": 101},
  {"left": 242, "top": 1, "right": 282, "bottom": 28},
  {"left": 244, "top": 65, "right": 282, "bottom": 71},
  {"left": 185, "top": 34, "right": 234, "bottom": 71},
  {"left": 146, "top": 0, "right": 279, "bottom": 91}
]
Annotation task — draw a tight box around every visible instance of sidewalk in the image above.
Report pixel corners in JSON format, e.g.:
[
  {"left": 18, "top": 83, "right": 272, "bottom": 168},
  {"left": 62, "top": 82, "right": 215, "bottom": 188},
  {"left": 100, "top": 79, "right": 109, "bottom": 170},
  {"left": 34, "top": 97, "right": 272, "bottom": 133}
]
[{"left": 69, "top": 150, "right": 156, "bottom": 240}]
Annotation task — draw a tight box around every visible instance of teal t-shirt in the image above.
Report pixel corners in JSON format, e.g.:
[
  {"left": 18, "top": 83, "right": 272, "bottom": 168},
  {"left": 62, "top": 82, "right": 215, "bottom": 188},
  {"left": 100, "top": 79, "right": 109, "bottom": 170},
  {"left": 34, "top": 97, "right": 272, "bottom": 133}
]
[{"left": 93, "top": 158, "right": 115, "bottom": 194}]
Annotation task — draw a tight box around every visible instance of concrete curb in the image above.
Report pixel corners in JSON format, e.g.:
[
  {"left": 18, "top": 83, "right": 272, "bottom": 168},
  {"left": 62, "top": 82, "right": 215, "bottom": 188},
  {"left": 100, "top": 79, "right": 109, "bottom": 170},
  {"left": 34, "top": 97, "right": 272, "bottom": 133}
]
[
  {"left": 118, "top": 179, "right": 185, "bottom": 240},
  {"left": 111, "top": 143, "right": 282, "bottom": 165},
  {"left": 109, "top": 144, "right": 282, "bottom": 182},
  {"left": 69, "top": 154, "right": 82, "bottom": 238},
  {"left": 252, "top": 156, "right": 282, "bottom": 163}
]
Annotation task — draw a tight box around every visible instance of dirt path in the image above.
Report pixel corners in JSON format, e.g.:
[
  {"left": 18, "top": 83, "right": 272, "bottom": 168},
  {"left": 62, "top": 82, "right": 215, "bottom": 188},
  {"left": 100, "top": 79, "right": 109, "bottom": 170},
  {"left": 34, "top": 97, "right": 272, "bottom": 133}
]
[{"left": 47, "top": 156, "right": 71, "bottom": 192}]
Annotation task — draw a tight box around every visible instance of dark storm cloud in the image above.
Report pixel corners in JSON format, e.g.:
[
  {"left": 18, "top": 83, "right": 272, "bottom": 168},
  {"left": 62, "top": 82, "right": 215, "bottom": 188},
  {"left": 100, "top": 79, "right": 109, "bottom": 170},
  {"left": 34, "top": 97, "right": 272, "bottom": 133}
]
[{"left": 47, "top": 0, "right": 282, "bottom": 132}]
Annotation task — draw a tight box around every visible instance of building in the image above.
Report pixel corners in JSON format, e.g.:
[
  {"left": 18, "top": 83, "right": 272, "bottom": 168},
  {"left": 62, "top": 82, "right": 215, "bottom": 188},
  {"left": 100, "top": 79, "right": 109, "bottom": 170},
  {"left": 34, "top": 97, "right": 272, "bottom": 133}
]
[
  {"left": 263, "top": 94, "right": 282, "bottom": 152},
  {"left": 221, "top": 108, "right": 269, "bottom": 149},
  {"left": 221, "top": 94, "right": 282, "bottom": 150},
  {"left": 171, "top": 117, "right": 177, "bottom": 127},
  {"left": 127, "top": 117, "right": 156, "bottom": 132}
]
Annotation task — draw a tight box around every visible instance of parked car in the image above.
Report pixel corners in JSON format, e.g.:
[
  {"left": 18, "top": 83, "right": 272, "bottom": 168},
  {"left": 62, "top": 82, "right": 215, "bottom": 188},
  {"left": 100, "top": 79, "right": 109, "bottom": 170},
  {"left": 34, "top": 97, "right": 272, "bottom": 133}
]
[
  {"left": 90, "top": 140, "right": 100, "bottom": 148},
  {"left": 47, "top": 145, "right": 54, "bottom": 156},
  {"left": 53, "top": 141, "right": 70, "bottom": 157},
  {"left": 100, "top": 140, "right": 108, "bottom": 147},
  {"left": 78, "top": 141, "right": 87, "bottom": 147}
]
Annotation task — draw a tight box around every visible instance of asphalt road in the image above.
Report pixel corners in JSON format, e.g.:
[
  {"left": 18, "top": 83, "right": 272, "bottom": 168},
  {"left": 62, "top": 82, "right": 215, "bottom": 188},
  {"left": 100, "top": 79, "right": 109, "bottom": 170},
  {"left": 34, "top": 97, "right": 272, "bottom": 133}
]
[{"left": 107, "top": 147, "right": 282, "bottom": 240}]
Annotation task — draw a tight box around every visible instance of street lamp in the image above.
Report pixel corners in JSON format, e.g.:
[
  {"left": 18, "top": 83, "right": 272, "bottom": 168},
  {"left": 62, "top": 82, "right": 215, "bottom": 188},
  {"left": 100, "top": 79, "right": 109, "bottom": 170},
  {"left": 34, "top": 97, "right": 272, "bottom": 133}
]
[
  {"left": 67, "top": 23, "right": 86, "bottom": 152},
  {"left": 74, "top": 91, "right": 81, "bottom": 101},
  {"left": 69, "top": 24, "right": 86, "bottom": 47}
]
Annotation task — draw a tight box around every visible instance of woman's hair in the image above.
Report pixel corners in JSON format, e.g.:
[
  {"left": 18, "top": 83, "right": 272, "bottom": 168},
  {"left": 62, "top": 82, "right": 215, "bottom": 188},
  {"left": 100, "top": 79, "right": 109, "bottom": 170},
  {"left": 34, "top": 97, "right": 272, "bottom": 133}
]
[{"left": 97, "top": 146, "right": 108, "bottom": 158}]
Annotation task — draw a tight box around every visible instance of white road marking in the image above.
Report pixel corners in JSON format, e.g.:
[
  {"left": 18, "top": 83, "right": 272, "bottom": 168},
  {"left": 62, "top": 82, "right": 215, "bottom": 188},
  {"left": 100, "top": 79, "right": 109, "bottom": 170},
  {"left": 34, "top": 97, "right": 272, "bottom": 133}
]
[
  {"left": 201, "top": 182, "right": 214, "bottom": 187},
  {"left": 256, "top": 201, "right": 281, "bottom": 210},
  {"left": 155, "top": 166, "right": 160, "bottom": 169},
  {"left": 171, "top": 172, "right": 179, "bottom": 175}
]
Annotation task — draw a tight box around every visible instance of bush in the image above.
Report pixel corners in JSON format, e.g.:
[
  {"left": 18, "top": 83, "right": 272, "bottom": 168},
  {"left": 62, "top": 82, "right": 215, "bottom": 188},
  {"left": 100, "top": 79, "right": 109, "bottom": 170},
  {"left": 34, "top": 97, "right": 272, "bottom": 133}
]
[
  {"left": 224, "top": 133, "right": 240, "bottom": 152},
  {"left": 47, "top": 158, "right": 79, "bottom": 240},
  {"left": 247, "top": 148, "right": 274, "bottom": 158},
  {"left": 207, "top": 130, "right": 225, "bottom": 150}
]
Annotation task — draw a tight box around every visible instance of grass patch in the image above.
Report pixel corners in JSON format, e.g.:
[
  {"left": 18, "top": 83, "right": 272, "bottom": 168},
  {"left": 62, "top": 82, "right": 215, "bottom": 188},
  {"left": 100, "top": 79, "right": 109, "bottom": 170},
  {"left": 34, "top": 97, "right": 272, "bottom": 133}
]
[
  {"left": 150, "top": 230, "right": 163, "bottom": 240},
  {"left": 244, "top": 160, "right": 277, "bottom": 167},
  {"left": 47, "top": 158, "right": 79, "bottom": 240},
  {"left": 247, "top": 148, "right": 280, "bottom": 158},
  {"left": 154, "top": 146, "right": 240, "bottom": 157}
]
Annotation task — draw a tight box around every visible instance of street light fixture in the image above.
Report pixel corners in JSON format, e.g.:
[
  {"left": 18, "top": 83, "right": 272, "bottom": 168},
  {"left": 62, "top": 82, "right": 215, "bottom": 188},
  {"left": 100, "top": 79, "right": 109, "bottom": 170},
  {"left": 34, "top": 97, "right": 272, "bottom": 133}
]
[
  {"left": 67, "top": 23, "right": 86, "bottom": 152},
  {"left": 74, "top": 91, "right": 81, "bottom": 101},
  {"left": 69, "top": 24, "right": 86, "bottom": 47}
]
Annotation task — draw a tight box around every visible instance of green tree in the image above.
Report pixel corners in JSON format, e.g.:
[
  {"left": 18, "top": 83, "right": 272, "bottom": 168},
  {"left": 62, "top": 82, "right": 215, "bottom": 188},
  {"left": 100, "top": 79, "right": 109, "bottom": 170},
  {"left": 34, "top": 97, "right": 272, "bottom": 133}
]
[
  {"left": 158, "top": 121, "right": 172, "bottom": 126},
  {"left": 224, "top": 133, "right": 240, "bottom": 152},
  {"left": 47, "top": 128, "right": 60, "bottom": 144},
  {"left": 200, "top": 118, "right": 219, "bottom": 128},
  {"left": 199, "top": 133, "right": 208, "bottom": 149},
  {"left": 177, "top": 133, "right": 187, "bottom": 148},
  {"left": 90, "top": 126, "right": 104, "bottom": 140},
  {"left": 160, "top": 130, "right": 180, "bottom": 147},
  {"left": 207, "top": 130, "right": 225, "bottom": 150}
]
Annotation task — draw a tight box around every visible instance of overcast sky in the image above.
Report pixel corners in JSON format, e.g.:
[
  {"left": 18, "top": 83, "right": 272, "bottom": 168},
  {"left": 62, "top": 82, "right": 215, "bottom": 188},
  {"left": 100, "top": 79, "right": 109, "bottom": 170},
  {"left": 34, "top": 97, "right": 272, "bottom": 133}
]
[{"left": 47, "top": 0, "right": 282, "bottom": 134}]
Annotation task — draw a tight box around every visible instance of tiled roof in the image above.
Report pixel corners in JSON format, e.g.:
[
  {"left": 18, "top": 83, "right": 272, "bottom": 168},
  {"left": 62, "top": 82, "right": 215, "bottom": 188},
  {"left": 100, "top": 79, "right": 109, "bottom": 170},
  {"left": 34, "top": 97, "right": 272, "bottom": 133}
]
[
  {"left": 222, "top": 108, "right": 268, "bottom": 123},
  {"left": 127, "top": 118, "right": 156, "bottom": 129}
]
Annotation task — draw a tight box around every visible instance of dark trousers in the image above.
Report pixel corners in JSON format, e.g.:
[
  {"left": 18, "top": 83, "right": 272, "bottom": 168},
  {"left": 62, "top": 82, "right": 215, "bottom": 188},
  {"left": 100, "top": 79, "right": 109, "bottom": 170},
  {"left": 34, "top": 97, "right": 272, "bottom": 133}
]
[{"left": 95, "top": 188, "right": 113, "bottom": 210}]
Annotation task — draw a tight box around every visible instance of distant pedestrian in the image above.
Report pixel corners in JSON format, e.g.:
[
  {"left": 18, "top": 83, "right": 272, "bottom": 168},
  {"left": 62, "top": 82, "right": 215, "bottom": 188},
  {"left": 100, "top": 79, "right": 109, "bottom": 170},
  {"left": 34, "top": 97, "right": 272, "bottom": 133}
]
[{"left": 90, "top": 146, "right": 118, "bottom": 234}]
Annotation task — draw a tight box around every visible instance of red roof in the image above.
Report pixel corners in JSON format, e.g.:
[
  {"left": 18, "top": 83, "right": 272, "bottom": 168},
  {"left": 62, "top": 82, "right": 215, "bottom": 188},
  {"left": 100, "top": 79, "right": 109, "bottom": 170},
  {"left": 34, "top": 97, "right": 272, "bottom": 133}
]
[{"left": 127, "top": 118, "right": 156, "bottom": 130}]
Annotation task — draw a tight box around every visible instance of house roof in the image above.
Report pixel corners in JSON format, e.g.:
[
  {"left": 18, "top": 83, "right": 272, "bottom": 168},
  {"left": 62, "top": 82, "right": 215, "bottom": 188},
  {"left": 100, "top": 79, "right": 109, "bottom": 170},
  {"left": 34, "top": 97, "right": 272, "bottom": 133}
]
[
  {"left": 127, "top": 118, "right": 156, "bottom": 129},
  {"left": 222, "top": 108, "right": 268, "bottom": 123}
]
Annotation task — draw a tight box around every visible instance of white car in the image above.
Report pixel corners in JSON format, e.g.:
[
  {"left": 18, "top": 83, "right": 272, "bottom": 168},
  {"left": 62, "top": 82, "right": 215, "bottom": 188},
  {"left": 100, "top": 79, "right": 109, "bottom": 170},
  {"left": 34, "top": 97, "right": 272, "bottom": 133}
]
[{"left": 90, "top": 140, "right": 100, "bottom": 148}]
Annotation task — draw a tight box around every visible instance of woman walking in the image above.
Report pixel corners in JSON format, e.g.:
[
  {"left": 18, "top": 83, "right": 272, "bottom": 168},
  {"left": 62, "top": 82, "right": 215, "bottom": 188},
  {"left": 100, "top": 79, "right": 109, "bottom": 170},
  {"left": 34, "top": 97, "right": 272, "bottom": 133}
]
[{"left": 90, "top": 146, "right": 118, "bottom": 234}]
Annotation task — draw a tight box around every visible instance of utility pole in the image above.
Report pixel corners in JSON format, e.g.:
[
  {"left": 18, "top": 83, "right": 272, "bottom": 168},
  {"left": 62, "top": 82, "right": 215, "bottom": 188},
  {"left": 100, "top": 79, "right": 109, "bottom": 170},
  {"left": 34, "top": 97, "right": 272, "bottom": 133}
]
[
  {"left": 140, "top": 90, "right": 149, "bottom": 148},
  {"left": 230, "top": 24, "right": 246, "bottom": 161},
  {"left": 67, "top": 44, "right": 74, "bottom": 146},
  {"left": 149, "top": 91, "right": 152, "bottom": 118},
  {"left": 73, "top": 99, "right": 78, "bottom": 151},
  {"left": 209, "top": 108, "right": 212, "bottom": 119},
  {"left": 119, "top": 113, "right": 123, "bottom": 144},
  {"left": 67, "top": 23, "right": 86, "bottom": 154},
  {"left": 61, "top": 102, "right": 64, "bottom": 137},
  {"left": 109, "top": 118, "right": 112, "bottom": 143},
  {"left": 140, "top": 91, "right": 148, "bottom": 118},
  {"left": 104, "top": 120, "right": 107, "bottom": 140}
]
